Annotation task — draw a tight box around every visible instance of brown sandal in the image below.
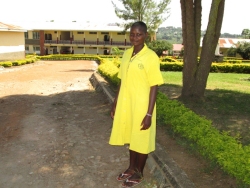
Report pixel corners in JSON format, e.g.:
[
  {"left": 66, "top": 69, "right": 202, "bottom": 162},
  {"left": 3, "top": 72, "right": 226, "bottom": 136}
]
[
  {"left": 121, "top": 171, "right": 144, "bottom": 187},
  {"left": 116, "top": 169, "right": 135, "bottom": 181},
  {"left": 122, "top": 177, "right": 144, "bottom": 187}
]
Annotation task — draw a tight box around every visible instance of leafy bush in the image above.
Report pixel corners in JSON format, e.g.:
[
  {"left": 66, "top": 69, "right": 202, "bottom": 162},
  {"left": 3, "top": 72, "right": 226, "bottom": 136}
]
[
  {"left": 147, "top": 40, "right": 173, "bottom": 57},
  {"left": 39, "top": 54, "right": 101, "bottom": 62},
  {"left": 156, "top": 92, "right": 250, "bottom": 185},
  {"left": 98, "top": 59, "right": 120, "bottom": 86},
  {"left": 0, "top": 61, "right": 12, "bottom": 67}
]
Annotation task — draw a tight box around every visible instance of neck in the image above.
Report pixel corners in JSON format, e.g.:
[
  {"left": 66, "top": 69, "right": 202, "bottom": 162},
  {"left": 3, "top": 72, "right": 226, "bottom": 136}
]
[{"left": 133, "top": 44, "right": 144, "bottom": 55}]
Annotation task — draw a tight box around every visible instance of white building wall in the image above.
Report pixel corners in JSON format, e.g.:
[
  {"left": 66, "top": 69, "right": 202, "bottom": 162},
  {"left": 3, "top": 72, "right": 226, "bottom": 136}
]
[{"left": 0, "top": 31, "right": 25, "bottom": 61}]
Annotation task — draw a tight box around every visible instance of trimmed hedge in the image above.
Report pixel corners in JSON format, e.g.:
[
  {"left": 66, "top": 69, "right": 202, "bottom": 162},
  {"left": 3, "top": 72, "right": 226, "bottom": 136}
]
[
  {"left": 160, "top": 62, "right": 250, "bottom": 73},
  {"left": 39, "top": 54, "right": 102, "bottom": 62},
  {"left": 156, "top": 92, "right": 250, "bottom": 185},
  {"left": 0, "top": 56, "right": 37, "bottom": 67},
  {"left": 98, "top": 59, "right": 120, "bottom": 86}
]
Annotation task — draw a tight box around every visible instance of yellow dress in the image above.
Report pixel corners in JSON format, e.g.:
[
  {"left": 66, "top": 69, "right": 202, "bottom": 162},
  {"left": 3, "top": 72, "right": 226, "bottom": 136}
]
[{"left": 109, "top": 44, "right": 164, "bottom": 154}]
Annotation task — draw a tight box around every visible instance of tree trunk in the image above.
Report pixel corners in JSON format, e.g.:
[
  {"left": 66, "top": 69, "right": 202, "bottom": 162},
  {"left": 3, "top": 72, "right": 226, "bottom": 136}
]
[
  {"left": 180, "top": 0, "right": 225, "bottom": 100},
  {"left": 180, "top": 0, "right": 201, "bottom": 98}
]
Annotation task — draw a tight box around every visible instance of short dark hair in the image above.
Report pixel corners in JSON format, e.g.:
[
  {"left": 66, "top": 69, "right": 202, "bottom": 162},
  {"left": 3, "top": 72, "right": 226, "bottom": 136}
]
[{"left": 131, "top": 21, "right": 147, "bottom": 33}]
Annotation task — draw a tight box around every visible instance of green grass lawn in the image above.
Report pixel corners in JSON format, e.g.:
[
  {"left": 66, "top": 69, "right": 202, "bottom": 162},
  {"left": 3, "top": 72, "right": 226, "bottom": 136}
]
[
  {"left": 161, "top": 72, "right": 250, "bottom": 93},
  {"left": 160, "top": 71, "right": 250, "bottom": 145}
]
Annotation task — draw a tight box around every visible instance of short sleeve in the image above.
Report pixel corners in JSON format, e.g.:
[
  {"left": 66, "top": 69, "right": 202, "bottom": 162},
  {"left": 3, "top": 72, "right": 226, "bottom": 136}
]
[{"left": 147, "top": 55, "right": 164, "bottom": 86}]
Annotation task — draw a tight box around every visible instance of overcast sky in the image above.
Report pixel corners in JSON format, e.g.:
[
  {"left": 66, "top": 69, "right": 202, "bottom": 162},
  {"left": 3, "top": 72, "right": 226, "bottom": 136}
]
[{"left": 0, "top": 0, "right": 249, "bottom": 34}]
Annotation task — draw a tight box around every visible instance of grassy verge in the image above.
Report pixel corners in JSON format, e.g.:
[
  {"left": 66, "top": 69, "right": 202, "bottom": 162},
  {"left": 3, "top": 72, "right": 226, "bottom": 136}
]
[{"left": 160, "top": 72, "right": 250, "bottom": 145}]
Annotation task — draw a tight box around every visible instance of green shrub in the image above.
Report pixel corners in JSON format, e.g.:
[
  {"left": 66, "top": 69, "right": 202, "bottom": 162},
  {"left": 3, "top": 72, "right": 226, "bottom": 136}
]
[
  {"left": 39, "top": 54, "right": 101, "bottom": 62},
  {"left": 0, "top": 61, "right": 12, "bottom": 67},
  {"left": 156, "top": 92, "right": 250, "bottom": 185},
  {"left": 98, "top": 59, "right": 120, "bottom": 86}
]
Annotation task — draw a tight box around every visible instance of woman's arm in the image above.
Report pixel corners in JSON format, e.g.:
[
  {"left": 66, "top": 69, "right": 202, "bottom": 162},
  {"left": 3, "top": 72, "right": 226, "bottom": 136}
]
[{"left": 141, "top": 85, "right": 158, "bottom": 130}]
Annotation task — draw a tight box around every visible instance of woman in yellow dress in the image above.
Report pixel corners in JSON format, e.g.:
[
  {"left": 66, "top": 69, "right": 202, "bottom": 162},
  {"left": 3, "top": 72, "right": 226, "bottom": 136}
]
[{"left": 109, "top": 21, "right": 164, "bottom": 187}]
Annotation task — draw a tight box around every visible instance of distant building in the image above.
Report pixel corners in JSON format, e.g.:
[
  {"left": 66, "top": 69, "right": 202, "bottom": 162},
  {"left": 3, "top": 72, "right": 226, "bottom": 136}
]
[
  {"left": 162, "top": 43, "right": 183, "bottom": 56},
  {"left": 199, "top": 38, "right": 250, "bottom": 57},
  {"left": 22, "top": 21, "right": 137, "bottom": 55},
  {"left": 0, "top": 22, "right": 26, "bottom": 61},
  {"left": 172, "top": 44, "right": 183, "bottom": 56}
]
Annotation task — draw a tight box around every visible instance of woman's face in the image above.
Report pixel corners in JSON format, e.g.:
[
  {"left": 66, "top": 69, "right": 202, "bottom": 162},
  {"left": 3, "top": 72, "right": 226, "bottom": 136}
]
[{"left": 129, "top": 26, "right": 148, "bottom": 47}]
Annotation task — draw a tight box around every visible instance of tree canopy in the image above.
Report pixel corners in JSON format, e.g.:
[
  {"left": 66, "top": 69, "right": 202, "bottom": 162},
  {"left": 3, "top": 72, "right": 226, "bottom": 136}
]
[
  {"left": 236, "top": 42, "right": 250, "bottom": 59},
  {"left": 241, "top": 29, "right": 250, "bottom": 39},
  {"left": 147, "top": 40, "right": 172, "bottom": 57},
  {"left": 111, "top": 0, "right": 171, "bottom": 34}
]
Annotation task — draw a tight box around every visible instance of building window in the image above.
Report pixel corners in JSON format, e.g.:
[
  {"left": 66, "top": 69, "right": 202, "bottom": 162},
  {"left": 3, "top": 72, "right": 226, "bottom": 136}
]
[
  {"left": 33, "top": 32, "right": 40, "bottom": 39},
  {"left": 25, "top": 46, "right": 29, "bottom": 51},
  {"left": 24, "top": 32, "right": 28, "bottom": 39},
  {"left": 89, "top": 32, "right": 97, "bottom": 34},
  {"left": 45, "top": 33, "right": 52, "bottom": 40},
  {"left": 33, "top": 46, "right": 40, "bottom": 51},
  {"left": 117, "top": 32, "right": 125, "bottom": 35},
  {"left": 77, "top": 32, "right": 84, "bottom": 34},
  {"left": 101, "top": 32, "right": 109, "bottom": 35}
]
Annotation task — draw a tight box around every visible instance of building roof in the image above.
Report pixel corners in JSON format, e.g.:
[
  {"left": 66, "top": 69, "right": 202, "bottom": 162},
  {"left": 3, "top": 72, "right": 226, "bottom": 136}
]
[
  {"left": 200, "top": 38, "right": 250, "bottom": 48},
  {"left": 12, "top": 21, "right": 126, "bottom": 32},
  {"left": 218, "top": 38, "right": 250, "bottom": 48},
  {"left": 173, "top": 44, "right": 183, "bottom": 51},
  {"left": 0, "top": 22, "right": 26, "bottom": 32}
]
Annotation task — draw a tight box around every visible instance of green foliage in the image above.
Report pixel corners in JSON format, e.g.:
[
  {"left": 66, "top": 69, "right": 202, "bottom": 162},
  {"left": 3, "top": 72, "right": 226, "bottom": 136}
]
[
  {"left": 0, "top": 56, "right": 37, "bottom": 67},
  {"left": 111, "top": 47, "right": 124, "bottom": 56},
  {"left": 160, "top": 62, "right": 183, "bottom": 72},
  {"left": 98, "top": 59, "right": 120, "bottom": 86},
  {"left": 227, "top": 47, "right": 237, "bottom": 57},
  {"left": 0, "top": 61, "right": 12, "bottom": 67},
  {"left": 111, "top": 0, "right": 171, "bottom": 33},
  {"left": 160, "top": 61, "right": 250, "bottom": 74},
  {"left": 156, "top": 27, "right": 183, "bottom": 43},
  {"left": 147, "top": 40, "right": 172, "bottom": 56},
  {"left": 241, "top": 29, "right": 250, "bottom": 39},
  {"left": 210, "top": 63, "right": 250, "bottom": 73},
  {"left": 236, "top": 42, "right": 250, "bottom": 60},
  {"left": 156, "top": 92, "right": 250, "bottom": 185},
  {"left": 39, "top": 54, "right": 101, "bottom": 62}
]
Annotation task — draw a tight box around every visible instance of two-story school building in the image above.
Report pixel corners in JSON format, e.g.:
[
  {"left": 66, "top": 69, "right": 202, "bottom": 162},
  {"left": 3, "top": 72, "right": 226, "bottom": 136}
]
[{"left": 24, "top": 21, "right": 149, "bottom": 55}]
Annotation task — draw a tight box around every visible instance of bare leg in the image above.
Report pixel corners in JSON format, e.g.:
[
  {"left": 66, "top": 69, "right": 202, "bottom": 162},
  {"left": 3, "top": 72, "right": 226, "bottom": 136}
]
[
  {"left": 128, "top": 149, "right": 137, "bottom": 170},
  {"left": 122, "top": 150, "right": 148, "bottom": 186},
  {"left": 128, "top": 150, "right": 148, "bottom": 173},
  {"left": 135, "top": 152, "right": 148, "bottom": 175}
]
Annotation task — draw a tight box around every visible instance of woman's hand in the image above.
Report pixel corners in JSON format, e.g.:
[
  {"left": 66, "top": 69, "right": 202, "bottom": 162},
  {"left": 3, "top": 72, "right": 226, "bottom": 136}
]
[{"left": 140, "top": 114, "right": 152, "bottom": 130}]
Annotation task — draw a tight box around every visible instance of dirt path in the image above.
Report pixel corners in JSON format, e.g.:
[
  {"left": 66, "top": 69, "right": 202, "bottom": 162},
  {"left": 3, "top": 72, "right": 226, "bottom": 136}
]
[{"left": 0, "top": 61, "right": 154, "bottom": 188}]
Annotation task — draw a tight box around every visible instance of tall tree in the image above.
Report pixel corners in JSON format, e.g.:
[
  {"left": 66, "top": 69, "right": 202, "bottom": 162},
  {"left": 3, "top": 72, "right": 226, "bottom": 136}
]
[
  {"left": 180, "top": 0, "right": 225, "bottom": 99},
  {"left": 241, "top": 29, "right": 250, "bottom": 39},
  {"left": 111, "top": 0, "right": 171, "bottom": 34}
]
